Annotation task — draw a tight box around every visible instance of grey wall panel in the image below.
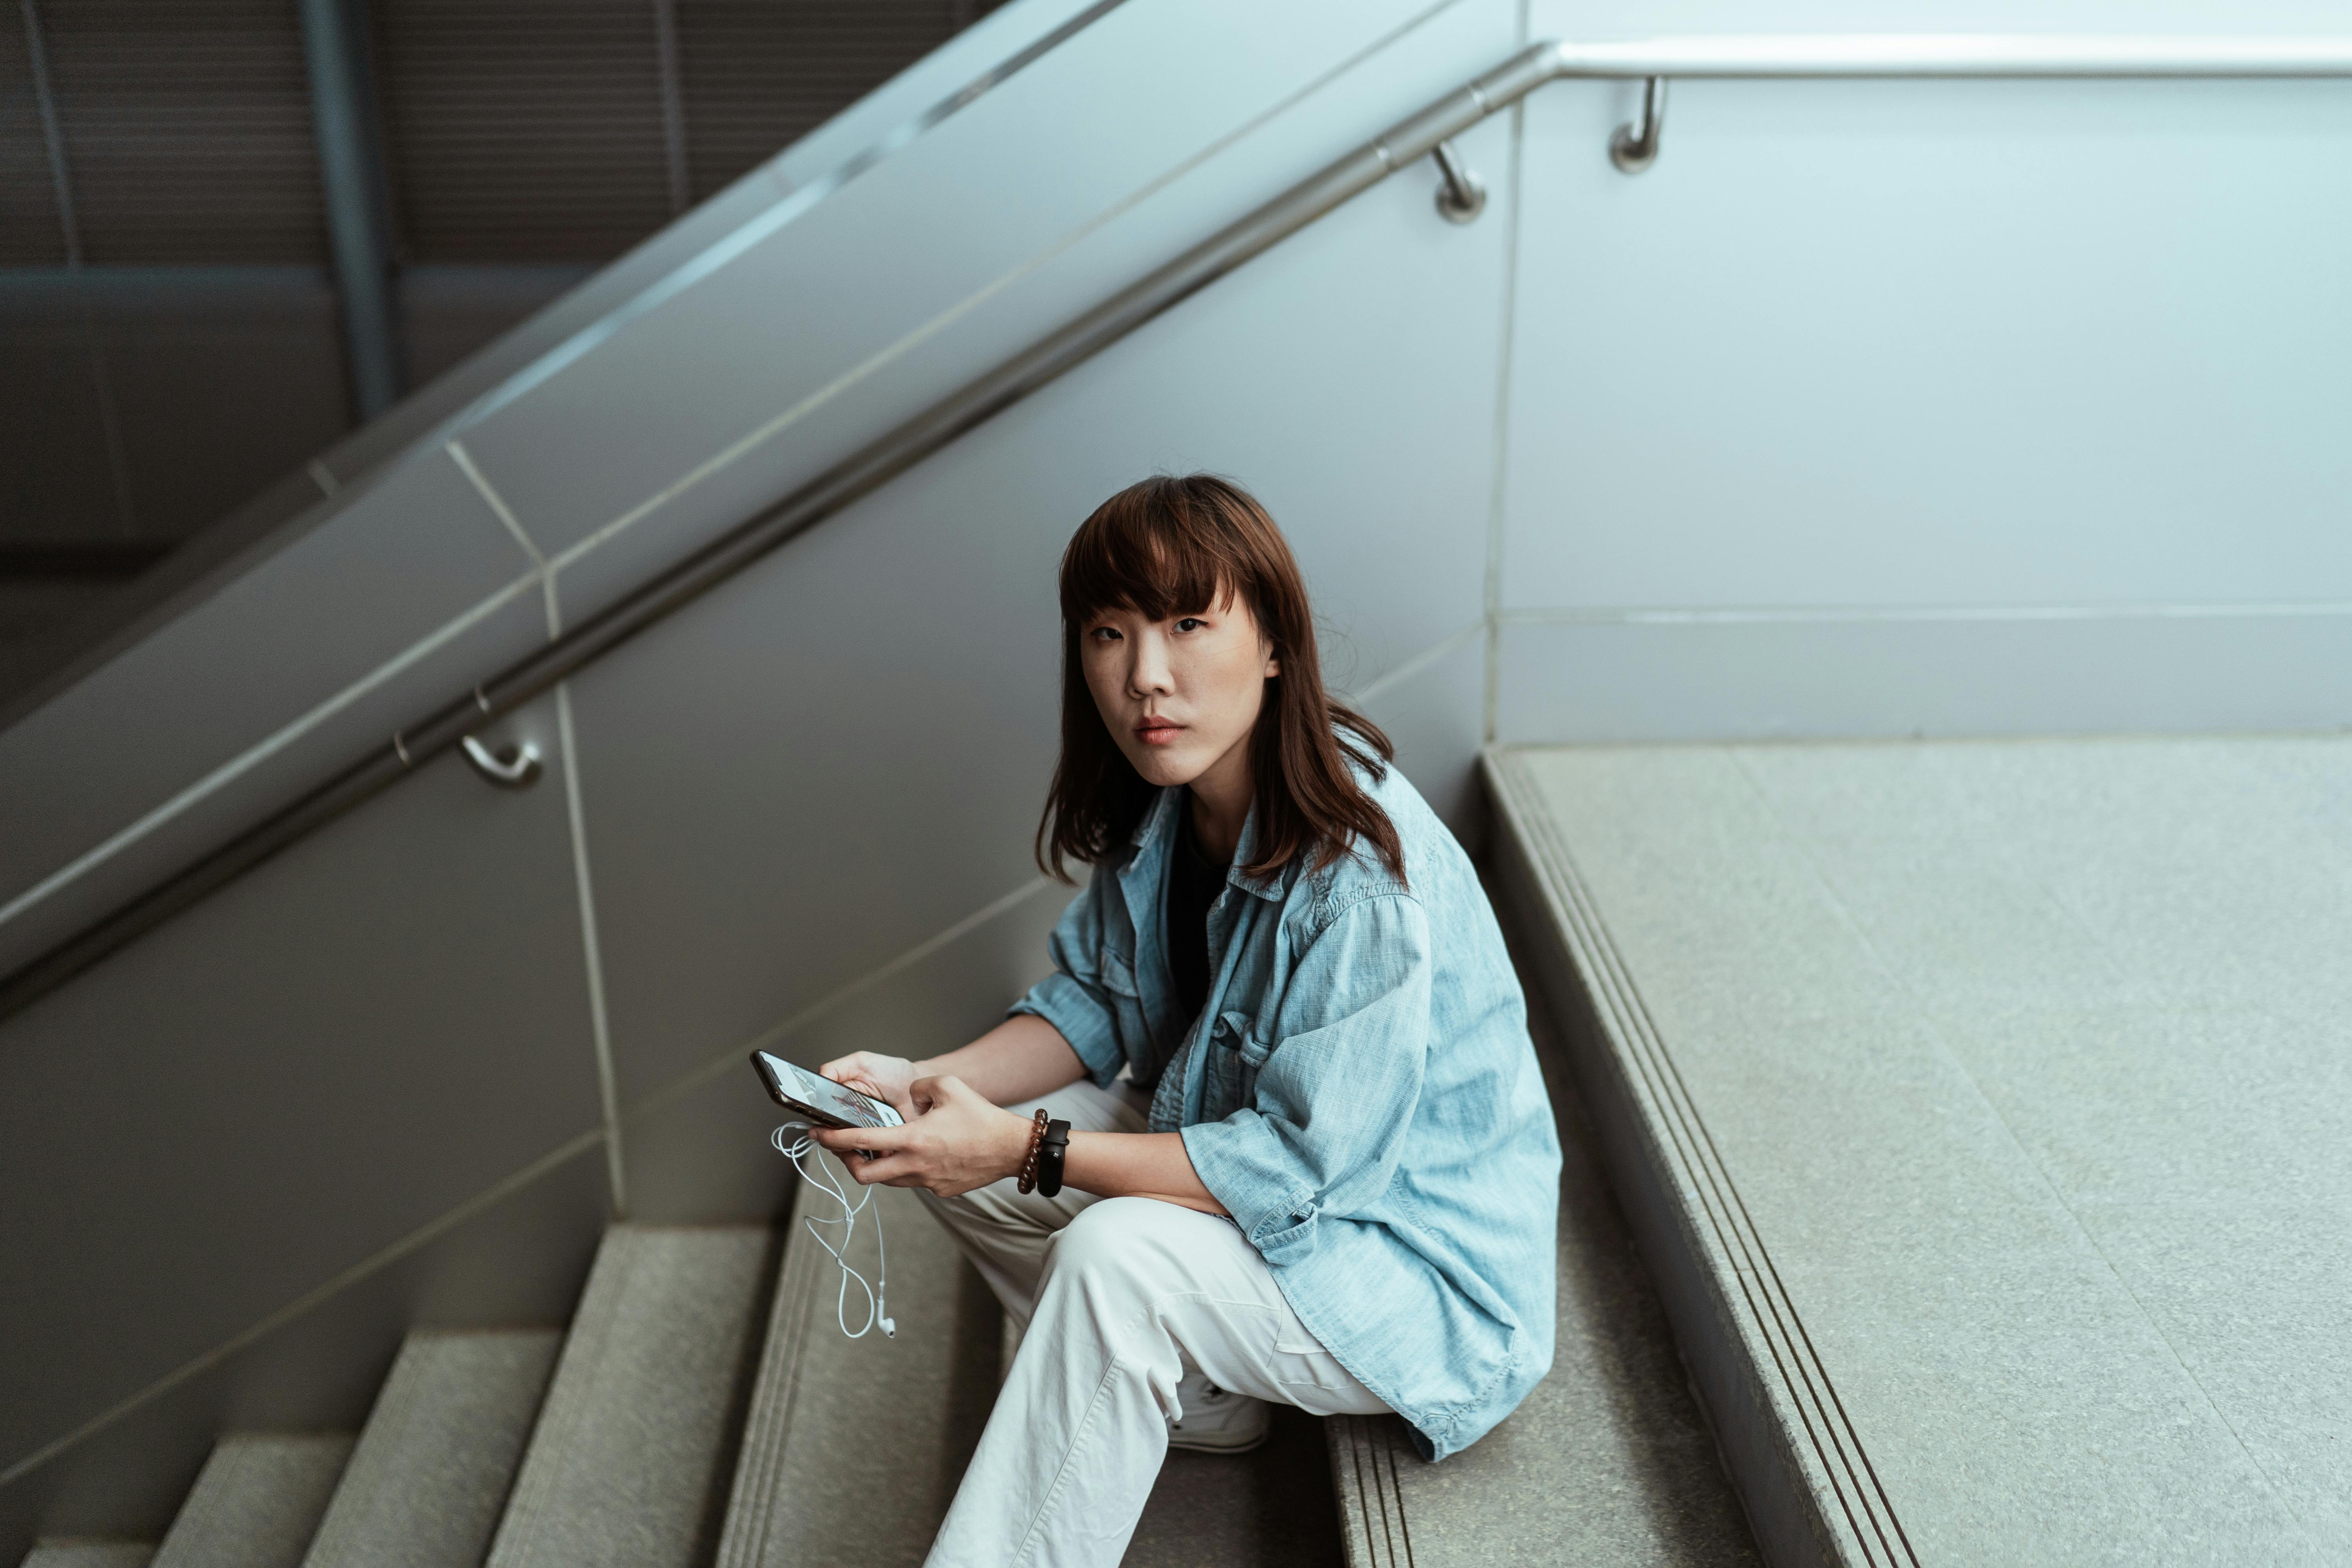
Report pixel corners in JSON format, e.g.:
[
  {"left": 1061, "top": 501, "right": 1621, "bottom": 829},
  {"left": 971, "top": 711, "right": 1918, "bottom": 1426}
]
[
  {"left": 0, "top": 1145, "right": 607, "bottom": 1558},
  {"left": 1498, "top": 6, "right": 2352, "bottom": 741},
  {"left": 1500, "top": 76, "right": 2352, "bottom": 615},
  {"left": 1494, "top": 613, "right": 2352, "bottom": 743},
  {"left": 1353, "top": 632, "right": 1487, "bottom": 846},
  {"left": 621, "top": 877, "right": 1069, "bottom": 1225},
  {"left": 565, "top": 103, "right": 1510, "bottom": 1107},
  {"left": 0, "top": 701, "right": 603, "bottom": 1485},
  {"left": 556, "top": 497, "right": 1064, "bottom": 1107},
  {"left": 0, "top": 447, "right": 545, "bottom": 974},
  {"left": 453, "top": 0, "right": 1509, "bottom": 580}
]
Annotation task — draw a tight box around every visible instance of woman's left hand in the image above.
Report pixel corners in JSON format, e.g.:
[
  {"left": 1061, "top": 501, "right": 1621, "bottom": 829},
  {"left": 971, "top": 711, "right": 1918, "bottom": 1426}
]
[{"left": 808, "top": 1075, "right": 1034, "bottom": 1197}]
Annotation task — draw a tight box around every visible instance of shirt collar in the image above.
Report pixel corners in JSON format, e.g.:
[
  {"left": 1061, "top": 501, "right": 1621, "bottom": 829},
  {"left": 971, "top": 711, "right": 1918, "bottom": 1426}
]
[
  {"left": 1128, "top": 786, "right": 1287, "bottom": 902},
  {"left": 1128, "top": 786, "right": 1180, "bottom": 849}
]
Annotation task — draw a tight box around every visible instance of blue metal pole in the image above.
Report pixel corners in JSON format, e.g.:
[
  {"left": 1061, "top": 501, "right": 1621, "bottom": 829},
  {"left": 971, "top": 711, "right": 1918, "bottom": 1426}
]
[{"left": 300, "top": 0, "right": 405, "bottom": 420}]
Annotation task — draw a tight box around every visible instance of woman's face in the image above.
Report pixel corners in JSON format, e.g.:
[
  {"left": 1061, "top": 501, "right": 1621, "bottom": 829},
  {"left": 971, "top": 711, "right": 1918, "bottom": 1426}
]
[{"left": 1080, "top": 589, "right": 1280, "bottom": 791}]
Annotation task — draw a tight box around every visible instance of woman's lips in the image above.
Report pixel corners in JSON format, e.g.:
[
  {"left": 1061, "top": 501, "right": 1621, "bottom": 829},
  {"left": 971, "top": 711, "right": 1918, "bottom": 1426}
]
[{"left": 1137, "top": 719, "right": 1182, "bottom": 746}]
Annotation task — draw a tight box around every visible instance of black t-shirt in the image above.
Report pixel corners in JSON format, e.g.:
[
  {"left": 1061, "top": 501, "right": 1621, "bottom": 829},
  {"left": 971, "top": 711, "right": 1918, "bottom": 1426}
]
[{"left": 1163, "top": 796, "right": 1228, "bottom": 1032}]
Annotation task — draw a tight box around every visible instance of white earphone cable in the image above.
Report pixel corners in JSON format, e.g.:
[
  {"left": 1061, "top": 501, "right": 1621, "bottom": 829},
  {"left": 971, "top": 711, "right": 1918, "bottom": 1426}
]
[{"left": 771, "top": 1123, "right": 894, "bottom": 1339}]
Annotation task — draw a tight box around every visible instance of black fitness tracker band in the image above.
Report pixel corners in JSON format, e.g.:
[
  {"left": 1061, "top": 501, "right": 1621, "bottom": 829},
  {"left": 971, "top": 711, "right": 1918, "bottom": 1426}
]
[{"left": 1036, "top": 1118, "right": 1072, "bottom": 1198}]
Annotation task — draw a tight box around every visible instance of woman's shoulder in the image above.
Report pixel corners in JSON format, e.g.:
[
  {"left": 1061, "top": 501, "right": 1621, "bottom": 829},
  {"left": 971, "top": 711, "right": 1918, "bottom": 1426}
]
[{"left": 1289, "top": 754, "right": 1461, "bottom": 927}]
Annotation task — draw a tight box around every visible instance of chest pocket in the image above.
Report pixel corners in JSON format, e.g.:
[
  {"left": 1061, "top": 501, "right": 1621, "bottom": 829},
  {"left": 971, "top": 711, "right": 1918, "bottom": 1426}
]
[
  {"left": 1207, "top": 1009, "right": 1274, "bottom": 1111},
  {"left": 1098, "top": 948, "right": 1152, "bottom": 1062}
]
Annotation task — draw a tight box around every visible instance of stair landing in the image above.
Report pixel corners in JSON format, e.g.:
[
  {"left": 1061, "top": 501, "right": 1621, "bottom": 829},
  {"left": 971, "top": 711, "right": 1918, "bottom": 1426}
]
[{"left": 1489, "top": 737, "right": 2352, "bottom": 1567}]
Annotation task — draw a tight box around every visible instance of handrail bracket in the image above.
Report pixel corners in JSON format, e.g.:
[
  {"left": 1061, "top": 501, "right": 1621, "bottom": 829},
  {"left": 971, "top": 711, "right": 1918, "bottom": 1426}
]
[
  {"left": 1431, "top": 139, "right": 1486, "bottom": 222},
  {"left": 1610, "top": 76, "right": 1667, "bottom": 173}
]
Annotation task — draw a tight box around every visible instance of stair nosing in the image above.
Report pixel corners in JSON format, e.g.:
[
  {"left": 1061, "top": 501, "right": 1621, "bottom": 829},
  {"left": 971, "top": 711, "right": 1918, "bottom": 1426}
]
[
  {"left": 1326, "top": 1412, "right": 1413, "bottom": 1568},
  {"left": 300, "top": 1328, "right": 562, "bottom": 1568},
  {"left": 1485, "top": 747, "right": 1918, "bottom": 1568},
  {"left": 484, "top": 1231, "right": 648, "bottom": 1563},
  {"left": 714, "top": 1177, "right": 834, "bottom": 1568}
]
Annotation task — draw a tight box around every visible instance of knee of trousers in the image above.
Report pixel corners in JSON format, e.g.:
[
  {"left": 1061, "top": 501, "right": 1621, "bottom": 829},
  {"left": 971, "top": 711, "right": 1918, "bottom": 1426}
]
[
  {"left": 1039, "top": 1197, "right": 1202, "bottom": 1314},
  {"left": 917, "top": 1178, "right": 1024, "bottom": 1233}
]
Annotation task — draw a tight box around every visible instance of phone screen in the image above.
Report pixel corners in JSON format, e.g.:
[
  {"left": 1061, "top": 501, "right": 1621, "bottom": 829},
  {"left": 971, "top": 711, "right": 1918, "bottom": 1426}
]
[{"left": 752, "top": 1051, "right": 905, "bottom": 1129}]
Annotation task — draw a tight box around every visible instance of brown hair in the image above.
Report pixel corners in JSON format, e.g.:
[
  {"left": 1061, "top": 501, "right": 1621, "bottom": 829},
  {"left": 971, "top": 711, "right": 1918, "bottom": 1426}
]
[{"left": 1036, "top": 474, "right": 1405, "bottom": 886}]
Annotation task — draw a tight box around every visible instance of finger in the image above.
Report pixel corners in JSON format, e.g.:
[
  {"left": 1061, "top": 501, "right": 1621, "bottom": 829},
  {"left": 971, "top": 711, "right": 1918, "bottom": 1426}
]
[
  {"left": 849, "top": 1154, "right": 917, "bottom": 1186},
  {"left": 906, "top": 1075, "right": 968, "bottom": 1113},
  {"left": 811, "top": 1123, "right": 911, "bottom": 1154}
]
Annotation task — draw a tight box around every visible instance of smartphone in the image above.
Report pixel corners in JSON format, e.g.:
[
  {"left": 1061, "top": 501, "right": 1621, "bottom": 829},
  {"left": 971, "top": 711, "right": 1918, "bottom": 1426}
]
[{"left": 750, "top": 1050, "right": 906, "bottom": 1131}]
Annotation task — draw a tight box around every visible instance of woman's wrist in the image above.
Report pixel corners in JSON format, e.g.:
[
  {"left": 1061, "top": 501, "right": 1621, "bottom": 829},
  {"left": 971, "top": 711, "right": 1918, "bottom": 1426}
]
[{"left": 995, "top": 1107, "right": 1039, "bottom": 1183}]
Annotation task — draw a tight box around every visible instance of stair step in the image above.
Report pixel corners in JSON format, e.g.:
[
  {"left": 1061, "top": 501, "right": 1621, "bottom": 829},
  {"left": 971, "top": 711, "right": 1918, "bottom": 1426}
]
[
  {"left": 486, "top": 1226, "right": 775, "bottom": 1568},
  {"left": 1129, "top": 1408, "right": 1345, "bottom": 1568},
  {"left": 301, "top": 1330, "right": 562, "bottom": 1568},
  {"left": 721, "top": 1161, "right": 1349, "bottom": 1567},
  {"left": 17, "top": 1544, "right": 156, "bottom": 1568},
  {"left": 150, "top": 1434, "right": 354, "bottom": 1568},
  {"left": 717, "top": 1176, "right": 1000, "bottom": 1568}
]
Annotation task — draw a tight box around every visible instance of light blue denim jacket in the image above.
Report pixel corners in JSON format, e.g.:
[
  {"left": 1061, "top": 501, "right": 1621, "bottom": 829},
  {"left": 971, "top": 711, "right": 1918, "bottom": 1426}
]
[{"left": 1010, "top": 759, "right": 1560, "bottom": 1460}]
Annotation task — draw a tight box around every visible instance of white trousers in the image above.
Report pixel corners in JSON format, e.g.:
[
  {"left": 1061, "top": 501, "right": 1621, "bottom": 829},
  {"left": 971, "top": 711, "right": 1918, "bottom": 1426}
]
[{"left": 917, "top": 1080, "right": 1388, "bottom": 1568}]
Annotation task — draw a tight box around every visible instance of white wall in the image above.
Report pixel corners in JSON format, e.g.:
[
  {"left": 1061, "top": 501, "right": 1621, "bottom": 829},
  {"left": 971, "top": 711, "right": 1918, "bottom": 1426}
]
[{"left": 1497, "top": 0, "right": 2352, "bottom": 739}]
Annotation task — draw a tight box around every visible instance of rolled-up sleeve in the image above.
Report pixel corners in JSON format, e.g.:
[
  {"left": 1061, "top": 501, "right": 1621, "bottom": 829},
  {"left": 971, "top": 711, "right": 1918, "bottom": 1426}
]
[
  {"left": 1006, "top": 873, "right": 1127, "bottom": 1088},
  {"left": 1181, "top": 892, "right": 1432, "bottom": 1265}
]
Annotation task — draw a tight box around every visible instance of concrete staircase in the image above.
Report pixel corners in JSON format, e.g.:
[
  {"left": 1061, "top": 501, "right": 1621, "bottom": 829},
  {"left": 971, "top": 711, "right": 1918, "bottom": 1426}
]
[
  {"left": 154, "top": 1436, "right": 354, "bottom": 1568},
  {"left": 15, "top": 945, "right": 1766, "bottom": 1568},
  {"left": 488, "top": 1228, "right": 775, "bottom": 1568},
  {"left": 305, "top": 1332, "right": 562, "bottom": 1568}
]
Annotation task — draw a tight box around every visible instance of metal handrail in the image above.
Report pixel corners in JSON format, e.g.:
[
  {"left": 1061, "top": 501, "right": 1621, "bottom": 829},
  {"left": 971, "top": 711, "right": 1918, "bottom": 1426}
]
[
  {"left": 5, "top": 33, "right": 2349, "bottom": 1020},
  {"left": 1555, "top": 33, "right": 2352, "bottom": 77}
]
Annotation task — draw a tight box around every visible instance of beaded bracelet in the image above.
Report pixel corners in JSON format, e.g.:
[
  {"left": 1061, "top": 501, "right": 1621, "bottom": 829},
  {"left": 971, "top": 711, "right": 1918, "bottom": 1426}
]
[{"left": 1015, "top": 1107, "right": 1051, "bottom": 1194}]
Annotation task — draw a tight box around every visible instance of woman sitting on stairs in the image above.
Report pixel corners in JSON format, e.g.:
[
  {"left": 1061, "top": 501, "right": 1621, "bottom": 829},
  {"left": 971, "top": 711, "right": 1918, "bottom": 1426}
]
[{"left": 813, "top": 474, "right": 1560, "bottom": 1568}]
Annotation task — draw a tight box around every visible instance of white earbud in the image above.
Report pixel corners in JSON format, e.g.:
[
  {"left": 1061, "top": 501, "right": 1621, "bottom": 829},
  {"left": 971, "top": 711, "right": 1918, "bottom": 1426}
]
[{"left": 770, "top": 1123, "right": 895, "bottom": 1341}]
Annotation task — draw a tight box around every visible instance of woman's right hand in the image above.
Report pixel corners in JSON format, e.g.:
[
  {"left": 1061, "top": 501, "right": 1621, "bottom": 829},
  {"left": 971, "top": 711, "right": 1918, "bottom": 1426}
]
[{"left": 819, "top": 1050, "right": 921, "bottom": 1113}]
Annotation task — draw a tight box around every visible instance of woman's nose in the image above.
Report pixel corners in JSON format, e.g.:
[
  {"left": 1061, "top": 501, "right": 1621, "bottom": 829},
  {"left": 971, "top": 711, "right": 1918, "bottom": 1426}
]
[{"left": 1128, "top": 638, "right": 1173, "bottom": 695}]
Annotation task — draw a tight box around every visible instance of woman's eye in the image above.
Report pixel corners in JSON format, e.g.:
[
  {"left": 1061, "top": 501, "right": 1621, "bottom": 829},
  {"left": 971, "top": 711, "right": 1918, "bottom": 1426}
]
[
  {"left": 1088, "top": 626, "right": 1120, "bottom": 642},
  {"left": 1174, "top": 617, "right": 1205, "bottom": 633}
]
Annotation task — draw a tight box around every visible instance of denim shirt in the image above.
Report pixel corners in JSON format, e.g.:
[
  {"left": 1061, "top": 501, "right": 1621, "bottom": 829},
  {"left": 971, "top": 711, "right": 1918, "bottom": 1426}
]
[{"left": 1010, "top": 759, "right": 1561, "bottom": 1460}]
